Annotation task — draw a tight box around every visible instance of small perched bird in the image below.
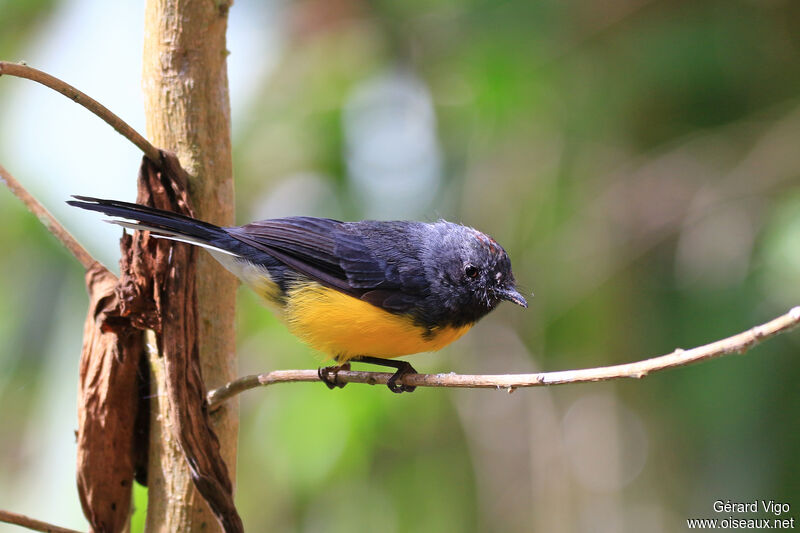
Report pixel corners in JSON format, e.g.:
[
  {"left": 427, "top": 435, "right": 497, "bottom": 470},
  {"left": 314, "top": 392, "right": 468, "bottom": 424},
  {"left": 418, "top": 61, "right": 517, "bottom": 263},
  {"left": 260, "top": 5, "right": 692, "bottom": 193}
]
[{"left": 69, "top": 196, "right": 527, "bottom": 392}]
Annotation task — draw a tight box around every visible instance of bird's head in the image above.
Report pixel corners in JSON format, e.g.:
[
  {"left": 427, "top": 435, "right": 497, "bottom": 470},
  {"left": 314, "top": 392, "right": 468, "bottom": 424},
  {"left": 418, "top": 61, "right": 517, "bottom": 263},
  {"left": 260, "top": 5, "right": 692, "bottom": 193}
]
[{"left": 428, "top": 222, "right": 527, "bottom": 326}]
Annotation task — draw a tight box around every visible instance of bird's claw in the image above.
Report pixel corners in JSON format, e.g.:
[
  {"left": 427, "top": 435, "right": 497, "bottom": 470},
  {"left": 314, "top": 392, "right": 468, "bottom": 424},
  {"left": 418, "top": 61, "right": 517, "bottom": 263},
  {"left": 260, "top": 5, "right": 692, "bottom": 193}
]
[
  {"left": 318, "top": 362, "right": 350, "bottom": 390},
  {"left": 386, "top": 362, "right": 417, "bottom": 394},
  {"left": 320, "top": 357, "right": 418, "bottom": 393}
]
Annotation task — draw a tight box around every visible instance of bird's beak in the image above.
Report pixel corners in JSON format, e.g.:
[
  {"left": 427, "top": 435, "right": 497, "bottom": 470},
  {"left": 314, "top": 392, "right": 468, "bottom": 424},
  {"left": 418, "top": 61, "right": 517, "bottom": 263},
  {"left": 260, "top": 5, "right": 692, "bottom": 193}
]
[{"left": 498, "top": 287, "right": 528, "bottom": 308}]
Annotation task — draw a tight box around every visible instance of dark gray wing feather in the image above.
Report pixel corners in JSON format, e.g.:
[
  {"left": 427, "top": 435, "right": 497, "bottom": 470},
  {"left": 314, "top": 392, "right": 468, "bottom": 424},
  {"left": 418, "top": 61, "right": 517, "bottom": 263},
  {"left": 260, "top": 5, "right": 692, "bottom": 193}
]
[{"left": 226, "top": 217, "right": 420, "bottom": 312}]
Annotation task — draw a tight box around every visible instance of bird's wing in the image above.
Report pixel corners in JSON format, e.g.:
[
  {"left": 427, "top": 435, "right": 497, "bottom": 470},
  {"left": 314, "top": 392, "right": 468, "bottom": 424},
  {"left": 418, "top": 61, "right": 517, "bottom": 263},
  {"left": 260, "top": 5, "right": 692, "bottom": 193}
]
[{"left": 226, "top": 217, "right": 421, "bottom": 312}]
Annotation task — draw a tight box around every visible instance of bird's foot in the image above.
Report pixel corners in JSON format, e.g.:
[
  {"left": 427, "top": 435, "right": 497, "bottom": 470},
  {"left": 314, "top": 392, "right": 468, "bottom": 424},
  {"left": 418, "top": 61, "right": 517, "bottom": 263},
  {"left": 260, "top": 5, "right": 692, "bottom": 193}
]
[
  {"left": 387, "top": 362, "right": 417, "bottom": 394},
  {"left": 317, "top": 362, "right": 350, "bottom": 390},
  {"left": 355, "top": 356, "right": 417, "bottom": 393}
]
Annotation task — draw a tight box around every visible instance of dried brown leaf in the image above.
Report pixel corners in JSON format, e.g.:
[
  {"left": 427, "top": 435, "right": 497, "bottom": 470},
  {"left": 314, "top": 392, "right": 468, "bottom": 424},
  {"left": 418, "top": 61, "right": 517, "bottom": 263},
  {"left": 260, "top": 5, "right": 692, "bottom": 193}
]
[
  {"left": 76, "top": 264, "right": 144, "bottom": 533},
  {"left": 125, "top": 153, "right": 242, "bottom": 532}
]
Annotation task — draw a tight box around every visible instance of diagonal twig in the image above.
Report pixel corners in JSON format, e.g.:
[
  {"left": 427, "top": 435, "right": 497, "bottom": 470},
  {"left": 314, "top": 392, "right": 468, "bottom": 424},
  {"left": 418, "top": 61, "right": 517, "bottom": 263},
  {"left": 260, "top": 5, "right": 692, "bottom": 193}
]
[
  {"left": 0, "top": 163, "right": 97, "bottom": 270},
  {"left": 0, "top": 509, "right": 84, "bottom": 533},
  {"left": 0, "top": 61, "right": 160, "bottom": 162},
  {"left": 207, "top": 306, "right": 800, "bottom": 408}
]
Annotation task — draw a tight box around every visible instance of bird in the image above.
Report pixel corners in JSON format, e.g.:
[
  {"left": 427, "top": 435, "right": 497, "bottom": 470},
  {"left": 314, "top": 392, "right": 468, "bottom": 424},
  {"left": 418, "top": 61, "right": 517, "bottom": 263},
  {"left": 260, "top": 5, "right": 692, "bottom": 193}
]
[{"left": 68, "top": 196, "right": 528, "bottom": 392}]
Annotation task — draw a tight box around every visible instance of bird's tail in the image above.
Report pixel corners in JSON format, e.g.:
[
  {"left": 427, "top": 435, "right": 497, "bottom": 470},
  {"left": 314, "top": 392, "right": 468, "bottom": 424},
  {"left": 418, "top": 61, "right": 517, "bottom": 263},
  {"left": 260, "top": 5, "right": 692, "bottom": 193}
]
[{"left": 67, "top": 196, "right": 238, "bottom": 256}]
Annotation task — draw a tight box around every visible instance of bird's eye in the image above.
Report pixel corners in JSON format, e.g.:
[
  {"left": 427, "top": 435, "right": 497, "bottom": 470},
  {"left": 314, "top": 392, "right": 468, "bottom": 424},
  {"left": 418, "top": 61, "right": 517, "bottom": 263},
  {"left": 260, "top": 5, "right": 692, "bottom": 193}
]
[{"left": 464, "top": 265, "right": 479, "bottom": 279}]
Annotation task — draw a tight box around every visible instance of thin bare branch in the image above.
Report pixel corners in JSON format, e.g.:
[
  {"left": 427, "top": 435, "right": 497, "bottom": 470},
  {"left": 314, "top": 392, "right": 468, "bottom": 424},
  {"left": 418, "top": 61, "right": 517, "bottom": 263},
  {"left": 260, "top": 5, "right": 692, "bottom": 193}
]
[
  {"left": 0, "top": 163, "right": 97, "bottom": 270},
  {"left": 0, "top": 509, "right": 84, "bottom": 533},
  {"left": 0, "top": 61, "right": 160, "bottom": 162},
  {"left": 207, "top": 306, "right": 800, "bottom": 408}
]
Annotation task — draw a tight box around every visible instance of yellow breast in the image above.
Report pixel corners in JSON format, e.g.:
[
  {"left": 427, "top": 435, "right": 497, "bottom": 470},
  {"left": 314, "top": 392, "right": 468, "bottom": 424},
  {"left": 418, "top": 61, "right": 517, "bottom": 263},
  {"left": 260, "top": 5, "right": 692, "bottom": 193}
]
[{"left": 283, "top": 282, "right": 472, "bottom": 361}]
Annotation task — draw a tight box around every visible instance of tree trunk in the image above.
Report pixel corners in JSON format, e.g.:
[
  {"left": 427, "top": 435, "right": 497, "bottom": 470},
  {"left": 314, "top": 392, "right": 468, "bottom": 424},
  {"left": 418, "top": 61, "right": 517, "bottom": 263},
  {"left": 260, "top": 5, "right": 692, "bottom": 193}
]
[{"left": 141, "top": 1, "right": 238, "bottom": 530}]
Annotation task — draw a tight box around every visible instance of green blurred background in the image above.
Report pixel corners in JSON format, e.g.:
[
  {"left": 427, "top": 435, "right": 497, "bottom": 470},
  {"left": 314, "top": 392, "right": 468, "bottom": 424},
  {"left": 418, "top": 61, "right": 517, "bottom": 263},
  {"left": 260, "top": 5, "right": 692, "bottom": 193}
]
[{"left": 1, "top": 0, "right": 799, "bottom": 531}]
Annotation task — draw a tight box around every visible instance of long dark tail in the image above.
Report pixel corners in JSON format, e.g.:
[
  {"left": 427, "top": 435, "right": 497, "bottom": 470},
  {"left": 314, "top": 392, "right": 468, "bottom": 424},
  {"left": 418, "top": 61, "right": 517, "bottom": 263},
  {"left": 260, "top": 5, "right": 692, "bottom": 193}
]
[{"left": 67, "top": 196, "right": 237, "bottom": 255}]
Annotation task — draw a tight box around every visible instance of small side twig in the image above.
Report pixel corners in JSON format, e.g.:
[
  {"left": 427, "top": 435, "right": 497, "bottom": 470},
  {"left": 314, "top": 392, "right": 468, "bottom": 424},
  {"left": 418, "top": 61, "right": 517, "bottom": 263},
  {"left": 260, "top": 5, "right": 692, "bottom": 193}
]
[
  {"left": 0, "top": 509, "right": 84, "bottom": 533},
  {"left": 0, "top": 163, "right": 96, "bottom": 270},
  {"left": 0, "top": 61, "right": 160, "bottom": 162},
  {"left": 207, "top": 306, "right": 800, "bottom": 408}
]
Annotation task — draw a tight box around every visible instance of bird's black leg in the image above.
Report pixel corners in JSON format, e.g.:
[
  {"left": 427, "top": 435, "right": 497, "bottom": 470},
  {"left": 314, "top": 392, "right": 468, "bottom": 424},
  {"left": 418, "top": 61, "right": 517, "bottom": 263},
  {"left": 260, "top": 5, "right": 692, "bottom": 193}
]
[
  {"left": 318, "top": 360, "right": 350, "bottom": 390},
  {"left": 352, "top": 356, "right": 418, "bottom": 393}
]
